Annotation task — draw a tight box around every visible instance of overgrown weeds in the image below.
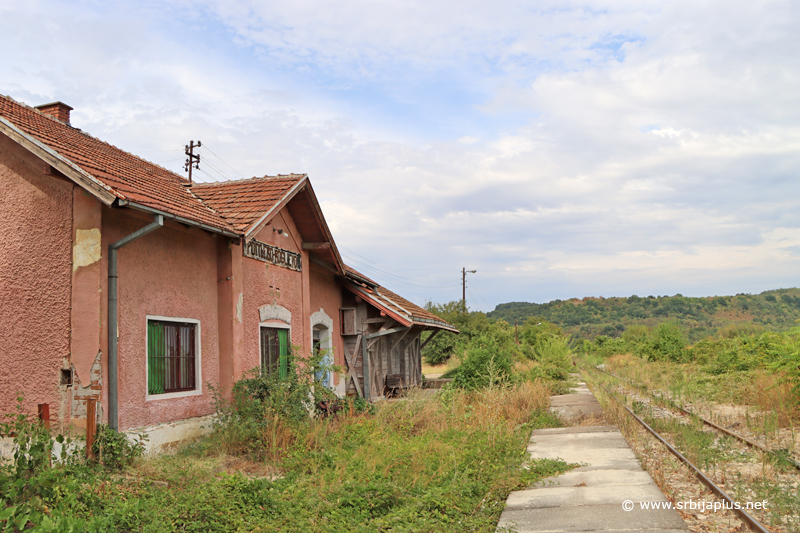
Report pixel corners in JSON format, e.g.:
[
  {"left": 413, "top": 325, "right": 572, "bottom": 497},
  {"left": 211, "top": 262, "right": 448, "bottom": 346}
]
[{"left": 131, "top": 379, "right": 566, "bottom": 532}]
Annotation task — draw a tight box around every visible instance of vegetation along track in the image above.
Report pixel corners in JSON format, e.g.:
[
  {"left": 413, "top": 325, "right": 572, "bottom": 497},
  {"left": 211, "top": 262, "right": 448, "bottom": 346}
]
[
  {"left": 584, "top": 367, "right": 800, "bottom": 533},
  {"left": 593, "top": 366, "right": 800, "bottom": 472}
]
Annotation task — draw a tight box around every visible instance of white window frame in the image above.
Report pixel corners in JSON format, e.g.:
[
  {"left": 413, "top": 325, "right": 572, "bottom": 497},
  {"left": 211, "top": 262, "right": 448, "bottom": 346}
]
[
  {"left": 145, "top": 315, "right": 202, "bottom": 401},
  {"left": 310, "top": 309, "right": 334, "bottom": 388},
  {"left": 259, "top": 320, "right": 291, "bottom": 374}
]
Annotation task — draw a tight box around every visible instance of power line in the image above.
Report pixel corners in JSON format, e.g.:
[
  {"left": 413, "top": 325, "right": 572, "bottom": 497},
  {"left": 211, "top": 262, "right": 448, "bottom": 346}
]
[
  {"left": 156, "top": 157, "right": 185, "bottom": 165},
  {"left": 200, "top": 157, "right": 235, "bottom": 182},
  {"left": 470, "top": 281, "right": 492, "bottom": 309},
  {"left": 339, "top": 245, "right": 457, "bottom": 284},
  {"left": 202, "top": 143, "right": 247, "bottom": 180},
  {"left": 467, "top": 286, "right": 488, "bottom": 312},
  {"left": 134, "top": 147, "right": 183, "bottom": 154},
  {"left": 342, "top": 255, "right": 460, "bottom": 289},
  {"left": 194, "top": 167, "right": 220, "bottom": 183}
]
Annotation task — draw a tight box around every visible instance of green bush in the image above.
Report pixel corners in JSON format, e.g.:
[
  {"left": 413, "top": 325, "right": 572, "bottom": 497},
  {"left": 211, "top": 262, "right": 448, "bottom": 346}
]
[
  {"left": 93, "top": 424, "right": 146, "bottom": 469},
  {"left": 447, "top": 335, "right": 513, "bottom": 390},
  {"left": 210, "top": 345, "right": 341, "bottom": 457},
  {"left": 638, "top": 321, "right": 688, "bottom": 362}
]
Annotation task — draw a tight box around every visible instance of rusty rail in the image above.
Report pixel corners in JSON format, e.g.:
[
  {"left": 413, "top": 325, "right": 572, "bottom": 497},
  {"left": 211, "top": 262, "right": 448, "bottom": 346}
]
[
  {"left": 592, "top": 366, "right": 800, "bottom": 471},
  {"left": 585, "top": 371, "right": 772, "bottom": 533}
]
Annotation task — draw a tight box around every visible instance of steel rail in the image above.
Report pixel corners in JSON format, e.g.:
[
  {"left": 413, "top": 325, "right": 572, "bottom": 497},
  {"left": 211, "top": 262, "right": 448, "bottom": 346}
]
[
  {"left": 592, "top": 366, "right": 800, "bottom": 471},
  {"left": 584, "top": 371, "right": 772, "bottom": 533}
]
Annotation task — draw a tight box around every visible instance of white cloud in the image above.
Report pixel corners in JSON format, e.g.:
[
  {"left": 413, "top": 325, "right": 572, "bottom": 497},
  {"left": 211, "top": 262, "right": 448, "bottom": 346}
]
[{"left": 1, "top": 0, "right": 799, "bottom": 310}]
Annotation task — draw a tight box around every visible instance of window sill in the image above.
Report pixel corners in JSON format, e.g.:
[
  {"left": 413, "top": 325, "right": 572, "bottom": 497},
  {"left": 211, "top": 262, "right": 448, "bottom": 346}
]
[{"left": 146, "top": 388, "right": 202, "bottom": 402}]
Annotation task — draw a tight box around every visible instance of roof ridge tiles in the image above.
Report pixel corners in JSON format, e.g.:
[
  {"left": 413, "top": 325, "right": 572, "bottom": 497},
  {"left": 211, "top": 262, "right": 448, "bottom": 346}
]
[
  {"left": 0, "top": 94, "right": 194, "bottom": 187},
  {"left": 191, "top": 173, "right": 306, "bottom": 188},
  {"left": 0, "top": 94, "right": 239, "bottom": 234}
]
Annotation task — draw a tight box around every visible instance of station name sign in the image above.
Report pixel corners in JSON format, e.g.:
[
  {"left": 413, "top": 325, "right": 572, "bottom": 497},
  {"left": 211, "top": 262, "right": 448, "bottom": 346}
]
[{"left": 244, "top": 239, "right": 302, "bottom": 272}]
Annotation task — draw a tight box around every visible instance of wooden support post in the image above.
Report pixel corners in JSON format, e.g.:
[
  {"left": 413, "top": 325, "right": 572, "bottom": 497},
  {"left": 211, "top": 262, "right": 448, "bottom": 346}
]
[
  {"left": 419, "top": 329, "right": 440, "bottom": 351},
  {"left": 37, "top": 403, "right": 51, "bottom": 430},
  {"left": 86, "top": 398, "right": 97, "bottom": 461},
  {"left": 343, "top": 334, "right": 363, "bottom": 398}
]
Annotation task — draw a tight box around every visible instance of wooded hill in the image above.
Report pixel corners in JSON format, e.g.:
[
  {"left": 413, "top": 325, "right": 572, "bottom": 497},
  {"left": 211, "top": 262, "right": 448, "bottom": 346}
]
[{"left": 487, "top": 288, "right": 800, "bottom": 342}]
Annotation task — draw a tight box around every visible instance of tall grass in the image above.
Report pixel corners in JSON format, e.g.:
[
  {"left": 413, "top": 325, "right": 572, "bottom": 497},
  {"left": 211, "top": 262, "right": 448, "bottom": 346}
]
[{"left": 1, "top": 379, "right": 569, "bottom": 532}]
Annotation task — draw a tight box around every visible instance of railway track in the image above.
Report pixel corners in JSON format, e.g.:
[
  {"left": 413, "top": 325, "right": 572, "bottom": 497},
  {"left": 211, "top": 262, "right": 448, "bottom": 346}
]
[
  {"left": 591, "top": 366, "right": 800, "bottom": 471},
  {"left": 582, "top": 367, "right": 799, "bottom": 533}
]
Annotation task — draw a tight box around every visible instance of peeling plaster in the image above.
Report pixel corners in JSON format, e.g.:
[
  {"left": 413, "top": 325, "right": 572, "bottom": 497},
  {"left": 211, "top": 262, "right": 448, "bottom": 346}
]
[
  {"left": 73, "top": 228, "right": 101, "bottom": 271},
  {"left": 70, "top": 352, "right": 103, "bottom": 430},
  {"left": 237, "top": 293, "right": 243, "bottom": 323}
]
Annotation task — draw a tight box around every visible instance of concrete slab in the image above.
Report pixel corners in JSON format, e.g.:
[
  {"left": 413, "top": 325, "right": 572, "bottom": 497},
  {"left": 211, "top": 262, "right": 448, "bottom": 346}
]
[
  {"left": 531, "top": 469, "right": 657, "bottom": 488},
  {"left": 531, "top": 426, "right": 617, "bottom": 436},
  {"left": 549, "top": 383, "right": 605, "bottom": 420},
  {"left": 497, "top": 382, "right": 688, "bottom": 533},
  {"left": 506, "top": 483, "right": 669, "bottom": 509},
  {"left": 530, "top": 432, "right": 630, "bottom": 448},
  {"left": 499, "top": 530, "right": 689, "bottom": 533},
  {"left": 497, "top": 504, "right": 688, "bottom": 532},
  {"left": 528, "top": 443, "right": 639, "bottom": 463}
]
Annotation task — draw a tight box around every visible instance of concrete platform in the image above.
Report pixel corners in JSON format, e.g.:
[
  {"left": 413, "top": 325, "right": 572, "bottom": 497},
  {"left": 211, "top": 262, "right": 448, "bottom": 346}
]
[
  {"left": 497, "top": 382, "right": 688, "bottom": 533},
  {"left": 549, "top": 382, "right": 604, "bottom": 420}
]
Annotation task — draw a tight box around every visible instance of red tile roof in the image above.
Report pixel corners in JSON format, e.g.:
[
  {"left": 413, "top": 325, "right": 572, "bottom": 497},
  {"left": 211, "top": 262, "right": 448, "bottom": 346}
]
[
  {"left": 192, "top": 175, "right": 305, "bottom": 233},
  {"left": 344, "top": 266, "right": 459, "bottom": 332},
  {"left": 1, "top": 95, "right": 446, "bottom": 324},
  {"left": 0, "top": 94, "right": 235, "bottom": 234}
]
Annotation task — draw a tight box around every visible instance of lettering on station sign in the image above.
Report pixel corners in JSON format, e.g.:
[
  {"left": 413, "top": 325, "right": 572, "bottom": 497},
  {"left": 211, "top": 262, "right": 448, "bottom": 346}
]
[{"left": 244, "top": 239, "right": 302, "bottom": 272}]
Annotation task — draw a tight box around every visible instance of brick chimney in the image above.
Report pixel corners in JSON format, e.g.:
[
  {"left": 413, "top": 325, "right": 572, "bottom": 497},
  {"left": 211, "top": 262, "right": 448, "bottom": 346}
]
[{"left": 35, "top": 101, "right": 73, "bottom": 125}]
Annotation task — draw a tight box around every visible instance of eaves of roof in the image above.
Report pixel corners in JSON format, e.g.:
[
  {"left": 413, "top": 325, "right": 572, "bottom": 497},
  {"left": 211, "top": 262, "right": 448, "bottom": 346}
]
[
  {"left": 342, "top": 275, "right": 459, "bottom": 333},
  {"left": 0, "top": 117, "right": 118, "bottom": 205},
  {"left": 193, "top": 175, "right": 346, "bottom": 275},
  {"left": 0, "top": 94, "right": 237, "bottom": 237}
]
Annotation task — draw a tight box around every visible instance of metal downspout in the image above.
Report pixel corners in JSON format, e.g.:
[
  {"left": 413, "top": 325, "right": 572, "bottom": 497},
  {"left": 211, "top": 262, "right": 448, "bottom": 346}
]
[{"left": 108, "top": 215, "right": 164, "bottom": 430}]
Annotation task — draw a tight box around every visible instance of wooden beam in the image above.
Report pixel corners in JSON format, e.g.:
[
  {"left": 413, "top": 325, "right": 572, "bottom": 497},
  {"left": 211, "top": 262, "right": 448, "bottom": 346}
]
[
  {"left": 420, "top": 329, "right": 440, "bottom": 351},
  {"left": 0, "top": 117, "right": 118, "bottom": 205},
  {"left": 389, "top": 328, "right": 412, "bottom": 353},
  {"left": 365, "top": 326, "right": 407, "bottom": 339},
  {"left": 363, "top": 317, "right": 387, "bottom": 324},
  {"left": 302, "top": 242, "right": 331, "bottom": 251},
  {"left": 343, "top": 334, "right": 363, "bottom": 398}
]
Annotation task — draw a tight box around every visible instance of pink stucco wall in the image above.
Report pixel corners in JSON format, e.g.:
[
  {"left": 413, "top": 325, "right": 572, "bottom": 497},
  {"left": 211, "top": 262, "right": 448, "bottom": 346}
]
[
  {"left": 71, "top": 189, "right": 102, "bottom": 389},
  {"left": 309, "top": 263, "right": 345, "bottom": 386},
  {"left": 0, "top": 135, "right": 72, "bottom": 425},
  {"left": 241, "top": 209, "right": 307, "bottom": 373},
  {"left": 101, "top": 207, "right": 221, "bottom": 430}
]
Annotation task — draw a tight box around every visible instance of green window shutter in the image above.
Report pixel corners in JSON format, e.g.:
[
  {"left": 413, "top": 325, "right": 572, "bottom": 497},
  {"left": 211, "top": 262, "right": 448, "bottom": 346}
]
[
  {"left": 148, "top": 321, "right": 165, "bottom": 395},
  {"left": 278, "top": 329, "right": 289, "bottom": 380}
]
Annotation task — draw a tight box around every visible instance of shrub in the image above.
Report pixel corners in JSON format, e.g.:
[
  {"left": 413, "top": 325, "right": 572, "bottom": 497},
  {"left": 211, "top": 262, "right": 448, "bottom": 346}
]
[
  {"left": 638, "top": 321, "right": 688, "bottom": 362},
  {"left": 93, "top": 424, "right": 146, "bottom": 469},
  {"left": 209, "top": 345, "right": 340, "bottom": 459},
  {"left": 448, "top": 335, "right": 513, "bottom": 390}
]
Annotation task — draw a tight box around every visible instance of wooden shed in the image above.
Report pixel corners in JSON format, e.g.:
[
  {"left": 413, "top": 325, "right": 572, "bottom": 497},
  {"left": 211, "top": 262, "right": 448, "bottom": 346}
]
[{"left": 339, "top": 268, "right": 458, "bottom": 400}]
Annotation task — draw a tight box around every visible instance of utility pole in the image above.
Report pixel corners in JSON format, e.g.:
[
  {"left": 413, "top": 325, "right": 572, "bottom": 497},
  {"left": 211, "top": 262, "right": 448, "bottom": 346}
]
[
  {"left": 461, "top": 267, "right": 476, "bottom": 310},
  {"left": 184, "top": 140, "right": 201, "bottom": 183}
]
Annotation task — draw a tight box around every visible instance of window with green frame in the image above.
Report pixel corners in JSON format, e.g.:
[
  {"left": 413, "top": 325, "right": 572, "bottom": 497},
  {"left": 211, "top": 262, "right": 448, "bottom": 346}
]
[
  {"left": 260, "top": 327, "right": 289, "bottom": 379},
  {"left": 147, "top": 320, "right": 198, "bottom": 395}
]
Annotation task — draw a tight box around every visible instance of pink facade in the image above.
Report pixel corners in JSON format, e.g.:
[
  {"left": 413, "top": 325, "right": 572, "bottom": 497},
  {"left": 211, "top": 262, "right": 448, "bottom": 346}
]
[
  {"left": 242, "top": 214, "right": 306, "bottom": 371},
  {"left": 102, "top": 208, "right": 222, "bottom": 429},
  {"left": 0, "top": 135, "right": 72, "bottom": 423},
  {"left": 0, "top": 95, "right": 455, "bottom": 436},
  {"left": 309, "top": 264, "right": 346, "bottom": 387}
]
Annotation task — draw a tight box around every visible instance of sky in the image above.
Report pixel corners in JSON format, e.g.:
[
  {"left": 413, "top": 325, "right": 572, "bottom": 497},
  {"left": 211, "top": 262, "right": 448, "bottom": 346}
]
[{"left": 2, "top": 0, "right": 799, "bottom": 311}]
